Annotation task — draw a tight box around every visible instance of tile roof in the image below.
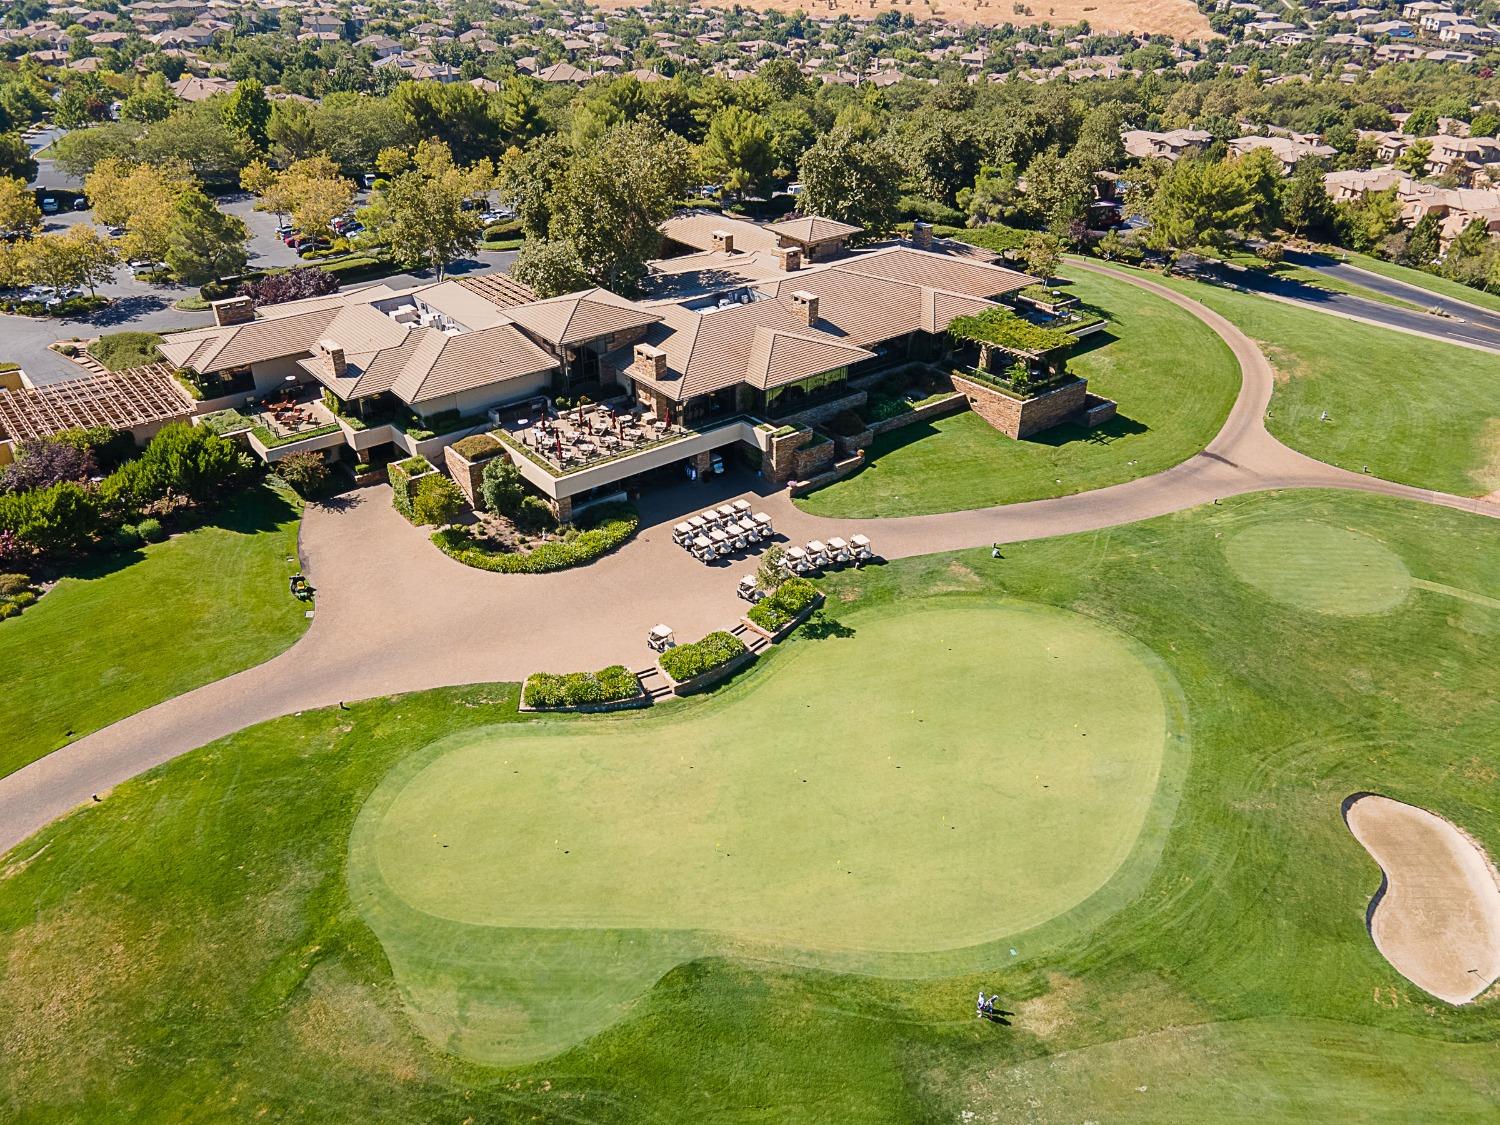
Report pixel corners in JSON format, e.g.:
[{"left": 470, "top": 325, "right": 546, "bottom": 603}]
[
  {"left": 501, "top": 288, "right": 662, "bottom": 346},
  {"left": 631, "top": 299, "right": 873, "bottom": 400},
  {"left": 764, "top": 216, "right": 864, "bottom": 244},
  {"left": 388, "top": 324, "right": 558, "bottom": 404},
  {"left": 158, "top": 306, "right": 340, "bottom": 373},
  {"left": 660, "top": 210, "right": 783, "bottom": 255}
]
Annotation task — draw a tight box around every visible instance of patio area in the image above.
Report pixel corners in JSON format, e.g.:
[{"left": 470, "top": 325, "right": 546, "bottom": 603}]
[
  {"left": 248, "top": 383, "right": 339, "bottom": 441},
  {"left": 493, "top": 397, "right": 694, "bottom": 473}
]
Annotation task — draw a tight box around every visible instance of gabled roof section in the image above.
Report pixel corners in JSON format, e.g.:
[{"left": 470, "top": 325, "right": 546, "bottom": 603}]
[
  {"left": 742, "top": 327, "right": 873, "bottom": 390},
  {"left": 764, "top": 215, "right": 864, "bottom": 244},
  {"left": 660, "top": 210, "right": 782, "bottom": 255},
  {"left": 388, "top": 324, "right": 558, "bottom": 404},
  {"left": 157, "top": 306, "right": 340, "bottom": 373},
  {"left": 828, "top": 246, "right": 1034, "bottom": 298},
  {"left": 452, "top": 272, "right": 538, "bottom": 310},
  {"left": 503, "top": 288, "right": 662, "bottom": 347}
]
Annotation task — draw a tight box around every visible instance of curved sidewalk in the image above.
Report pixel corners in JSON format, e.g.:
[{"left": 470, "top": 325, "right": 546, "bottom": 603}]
[{"left": 1, "top": 263, "right": 1494, "bottom": 855}]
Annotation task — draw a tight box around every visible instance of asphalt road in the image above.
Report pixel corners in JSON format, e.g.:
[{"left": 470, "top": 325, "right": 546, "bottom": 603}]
[
  {"left": 1198, "top": 256, "right": 1500, "bottom": 353},
  {"left": 1282, "top": 249, "right": 1500, "bottom": 335}
]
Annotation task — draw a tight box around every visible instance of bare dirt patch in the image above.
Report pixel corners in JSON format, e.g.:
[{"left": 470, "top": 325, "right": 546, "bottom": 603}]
[
  {"left": 1344, "top": 794, "right": 1500, "bottom": 1005},
  {"left": 595, "top": 0, "right": 1212, "bottom": 38}
]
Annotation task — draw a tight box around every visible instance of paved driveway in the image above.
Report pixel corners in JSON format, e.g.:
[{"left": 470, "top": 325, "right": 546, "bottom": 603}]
[{"left": 1282, "top": 249, "right": 1500, "bottom": 335}]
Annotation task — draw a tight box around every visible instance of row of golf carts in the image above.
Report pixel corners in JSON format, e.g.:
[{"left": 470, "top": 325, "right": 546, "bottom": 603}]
[{"left": 671, "top": 500, "right": 775, "bottom": 562}]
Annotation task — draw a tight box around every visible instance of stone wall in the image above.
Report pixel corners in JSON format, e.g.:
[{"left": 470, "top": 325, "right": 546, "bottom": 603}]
[
  {"left": 1083, "top": 393, "right": 1118, "bottom": 427},
  {"left": 951, "top": 374, "right": 1089, "bottom": 439},
  {"left": 442, "top": 442, "right": 504, "bottom": 509},
  {"left": 865, "top": 392, "right": 967, "bottom": 436},
  {"left": 772, "top": 388, "right": 867, "bottom": 429}
]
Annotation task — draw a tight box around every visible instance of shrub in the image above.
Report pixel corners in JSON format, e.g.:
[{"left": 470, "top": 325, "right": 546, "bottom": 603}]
[
  {"left": 747, "top": 576, "right": 820, "bottom": 633},
  {"left": 113, "top": 523, "right": 144, "bottom": 549},
  {"left": 479, "top": 456, "right": 525, "bottom": 516},
  {"left": 237, "top": 267, "right": 341, "bottom": 305},
  {"left": 388, "top": 457, "right": 430, "bottom": 521},
  {"left": 0, "top": 437, "right": 96, "bottom": 494},
  {"left": 660, "top": 631, "right": 747, "bottom": 683},
  {"left": 899, "top": 195, "right": 965, "bottom": 226},
  {"left": 135, "top": 517, "right": 166, "bottom": 542},
  {"left": 410, "top": 473, "right": 464, "bottom": 526},
  {"left": 523, "top": 664, "right": 639, "bottom": 708},
  {"left": 99, "top": 423, "right": 246, "bottom": 514},
  {"left": 54, "top": 425, "right": 134, "bottom": 469},
  {"left": 0, "top": 481, "right": 101, "bottom": 558},
  {"left": 276, "top": 450, "right": 330, "bottom": 497},
  {"left": 452, "top": 433, "right": 502, "bottom": 461},
  {"left": 431, "top": 501, "right": 638, "bottom": 573},
  {"left": 0, "top": 572, "right": 31, "bottom": 598},
  {"left": 90, "top": 331, "right": 164, "bottom": 372}
]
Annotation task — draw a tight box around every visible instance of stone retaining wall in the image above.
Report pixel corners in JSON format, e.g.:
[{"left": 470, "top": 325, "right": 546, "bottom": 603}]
[
  {"left": 951, "top": 374, "right": 1089, "bottom": 439},
  {"left": 865, "top": 392, "right": 967, "bottom": 436},
  {"left": 663, "top": 649, "right": 758, "bottom": 696}
]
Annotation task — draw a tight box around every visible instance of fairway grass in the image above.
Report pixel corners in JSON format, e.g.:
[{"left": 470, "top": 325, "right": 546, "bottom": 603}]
[
  {"left": 0, "top": 483, "right": 309, "bottom": 779},
  {"left": 797, "top": 270, "right": 1240, "bottom": 517},
  {"left": 1121, "top": 265, "right": 1500, "bottom": 498},
  {"left": 352, "top": 601, "right": 1183, "bottom": 1062},
  {"left": 1, "top": 491, "right": 1497, "bottom": 1121},
  {"left": 1224, "top": 519, "right": 1412, "bottom": 614}
]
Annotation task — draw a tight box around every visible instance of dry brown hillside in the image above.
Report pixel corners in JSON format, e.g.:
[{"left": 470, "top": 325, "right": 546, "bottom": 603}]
[{"left": 596, "top": 0, "right": 1213, "bottom": 40}]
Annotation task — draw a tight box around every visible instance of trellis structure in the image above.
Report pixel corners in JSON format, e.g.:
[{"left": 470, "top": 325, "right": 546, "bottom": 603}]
[{"left": 0, "top": 364, "right": 192, "bottom": 445}]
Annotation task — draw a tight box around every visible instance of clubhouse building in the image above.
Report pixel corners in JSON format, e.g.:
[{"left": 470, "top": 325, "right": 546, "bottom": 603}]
[{"left": 151, "top": 215, "right": 1098, "bottom": 518}]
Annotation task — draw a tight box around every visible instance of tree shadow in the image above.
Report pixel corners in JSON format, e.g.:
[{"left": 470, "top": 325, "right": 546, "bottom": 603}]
[
  {"left": 802, "top": 610, "right": 855, "bottom": 640},
  {"left": 86, "top": 295, "right": 173, "bottom": 326}
]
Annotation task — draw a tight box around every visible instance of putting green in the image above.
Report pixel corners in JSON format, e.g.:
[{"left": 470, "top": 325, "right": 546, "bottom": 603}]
[
  {"left": 1224, "top": 520, "right": 1411, "bottom": 614},
  {"left": 349, "top": 599, "right": 1186, "bottom": 1063}
]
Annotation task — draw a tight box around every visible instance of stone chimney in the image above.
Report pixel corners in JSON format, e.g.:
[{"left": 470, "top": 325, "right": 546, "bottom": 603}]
[
  {"left": 911, "top": 221, "right": 934, "bottom": 250},
  {"left": 790, "top": 290, "right": 819, "bottom": 325},
  {"left": 317, "top": 339, "right": 347, "bottom": 381},
  {"left": 711, "top": 229, "right": 734, "bottom": 254},
  {"left": 211, "top": 296, "right": 255, "bottom": 326},
  {"left": 633, "top": 342, "right": 668, "bottom": 380},
  {"left": 776, "top": 245, "right": 802, "bottom": 271}
]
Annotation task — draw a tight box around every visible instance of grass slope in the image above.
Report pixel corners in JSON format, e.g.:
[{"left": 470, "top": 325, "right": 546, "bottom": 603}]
[
  {"left": 1133, "top": 267, "right": 1500, "bottom": 498},
  {"left": 0, "top": 483, "right": 308, "bottom": 779},
  {"left": 353, "top": 601, "right": 1180, "bottom": 1063},
  {"left": 797, "top": 270, "right": 1240, "bottom": 517},
  {"left": 1, "top": 491, "right": 1497, "bottom": 1121}
]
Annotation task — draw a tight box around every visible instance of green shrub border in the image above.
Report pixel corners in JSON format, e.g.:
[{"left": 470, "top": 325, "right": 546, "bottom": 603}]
[
  {"left": 431, "top": 501, "right": 639, "bottom": 573},
  {"left": 660, "top": 630, "right": 748, "bottom": 683},
  {"left": 522, "top": 664, "right": 641, "bottom": 709},
  {"left": 746, "top": 577, "right": 821, "bottom": 634},
  {"left": 389, "top": 456, "right": 432, "bottom": 522}
]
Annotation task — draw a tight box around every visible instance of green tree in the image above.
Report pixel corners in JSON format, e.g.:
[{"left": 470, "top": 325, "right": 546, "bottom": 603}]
[
  {"left": 0, "top": 132, "right": 37, "bottom": 182},
  {"left": 496, "top": 76, "right": 546, "bottom": 146},
  {"left": 120, "top": 73, "right": 177, "bottom": 124},
  {"left": 479, "top": 456, "right": 526, "bottom": 516},
  {"left": 1334, "top": 188, "right": 1402, "bottom": 252},
  {"left": 1023, "top": 147, "right": 1096, "bottom": 233},
  {"left": 1235, "top": 146, "right": 1283, "bottom": 237},
  {"left": 1404, "top": 213, "right": 1440, "bottom": 267},
  {"left": 221, "top": 78, "right": 272, "bottom": 149},
  {"left": 497, "top": 135, "right": 571, "bottom": 241},
  {"left": 1279, "top": 157, "right": 1335, "bottom": 238},
  {"left": 510, "top": 238, "right": 590, "bottom": 299},
  {"left": 1403, "top": 106, "right": 1438, "bottom": 137},
  {"left": 960, "top": 162, "right": 1021, "bottom": 226},
  {"left": 0, "top": 175, "right": 41, "bottom": 237},
  {"left": 357, "top": 139, "right": 489, "bottom": 279},
  {"left": 797, "top": 126, "right": 903, "bottom": 234},
  {"left": 267, "top": 98, "right": 317, "bottom": 164},
  {"left": 700, "top": 105, "right": 774, "bottom": 199},
  {"left": 1145, "top": 157, "right": 1255, "bottom": 254},
  {"left": 164, "top": 188, "right": 249, "bottom": 285},
  {"left": 1021, "top": 231, "right": 1063, "bottom": 283},
  {"left": 1395, "top": 138, "right": 1432, "bottom": 176}
]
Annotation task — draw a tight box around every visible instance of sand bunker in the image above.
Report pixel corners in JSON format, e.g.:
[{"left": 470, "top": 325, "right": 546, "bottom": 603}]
[{"left": 1344, "top": 794, "right": 1500, "bottom": 1004}]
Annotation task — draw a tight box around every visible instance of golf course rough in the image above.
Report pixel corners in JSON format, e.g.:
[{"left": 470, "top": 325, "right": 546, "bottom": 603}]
[
  {"left": 1223, "top": 519, "right": 1412, "bottom": 614},
  {"left": 350, "top": 598, "right": 1188, "bottom": 1065}
]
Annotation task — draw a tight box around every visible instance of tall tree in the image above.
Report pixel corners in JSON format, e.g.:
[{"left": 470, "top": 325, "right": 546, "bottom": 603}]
[
  {"left": 1279, "top": 157, "right": 1335, "bottom": 239},
  {"left": 357, "top": 140, "right": 490, "bottom": 279},
  {"left": 0, "top": 175, "right": 41, "bottom": 237},
  {"left": 221, "top": 78, "right": 272, "bottom": 149},
  {"left": 164, "top": 188, "right": 249, "bottom": 284},
  {"left": 797, "top": 126, "right": 902, "bottom": 234},
  {"left": 1145, "top": 157, "right": 1255, "bottom": 254},
  {"left": 700, "top": 105, "right": 774, "bottom": 199}
]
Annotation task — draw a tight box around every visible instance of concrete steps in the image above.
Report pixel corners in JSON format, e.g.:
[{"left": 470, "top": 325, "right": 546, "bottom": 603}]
[
  {"left": 635, "top": 666, "right": 672, "bottom": 701},
  {"left": 730, "top": 621, "right": 770, "bottom": 655}
]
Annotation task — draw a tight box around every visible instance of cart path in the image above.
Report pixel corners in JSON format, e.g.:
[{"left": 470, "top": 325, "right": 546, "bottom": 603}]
[{"left": 1, "top": 262, "right": 1495, "bottom": 855}]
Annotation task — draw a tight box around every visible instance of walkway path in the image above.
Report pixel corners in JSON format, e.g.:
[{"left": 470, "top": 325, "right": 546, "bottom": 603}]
[{"left": 0, "top": 263, "right": 1494, "bottom": 854}]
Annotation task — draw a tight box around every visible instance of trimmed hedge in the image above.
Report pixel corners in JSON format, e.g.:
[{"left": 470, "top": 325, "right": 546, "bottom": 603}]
[
  {"left": 660, "top": 630, "right": 747, "bottom": 682},
  {"left": 452, "top": 433, "right": 502, "bottom": 460},
  {"left": 430, "top": 501, "right": 638, "bottom": 574},
  {"left": 90, "top": 331, "right": 164, "bottom": 372},
  {"left": 746, "top": 577, "right": 820, "bottom": 633},
  {"left": 388, "top": 457, "right": 431, "bottom": 522},
  {"left": 523, "top": 665, "right": 640, "bottom": 708}
]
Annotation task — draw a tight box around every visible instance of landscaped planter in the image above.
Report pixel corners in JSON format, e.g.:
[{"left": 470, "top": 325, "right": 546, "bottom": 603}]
[
  {"left": 661, "top": 648, "right": 757, "bottom": 697},
  {"left": 951, "top": 373, "right": 1089, "bottom": 439},
  {"left": 742, "top": 590, "right": 824, "bottom": 643},
  {"left": 864, "top": 391, "right": 966, "bottom": 436},
  {"left": 518, "top": 683, "right": 651, "bottom": 714}
]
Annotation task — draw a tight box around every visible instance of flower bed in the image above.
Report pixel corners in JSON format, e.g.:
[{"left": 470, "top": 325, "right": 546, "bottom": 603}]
[
  {"left": 431, "top": 501, "right": 638, "bottom": 573},
  {"left": 522, "top": 665, "right": 643, "bottom": 711},
  {"left": 660, "top": 630, "right": 748, "bottom": 688},
  {"left": 746, "top": 578, "right": 822, "bottom": 635}
]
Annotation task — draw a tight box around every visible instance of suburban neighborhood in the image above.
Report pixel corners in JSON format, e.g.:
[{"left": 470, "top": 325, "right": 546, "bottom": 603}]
[{"left": 0, "top": 0, "right": 1498, "bottom": 1121}]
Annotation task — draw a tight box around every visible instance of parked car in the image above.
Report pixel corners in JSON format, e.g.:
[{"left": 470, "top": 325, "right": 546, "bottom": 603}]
[
  {"left": 72, "top": 197, "right": 88, "bottom": 211},
  {"left": 104, "top": 224, "right": 125, "bottom": 237},
  {"left": 361, "top": 173, "right": 377, "bottom": 189},
  {"left": 39, "top": 196, "right": 59, "bottom": 214},
  {"left": 274, "top": 224, "right": 294, "bottom": 240},
  {"left": 128, "top": 259, "right": 157, "bottom": 278},
  {"left": 44, "top": 287, "right": 86, "bottom": 307}
]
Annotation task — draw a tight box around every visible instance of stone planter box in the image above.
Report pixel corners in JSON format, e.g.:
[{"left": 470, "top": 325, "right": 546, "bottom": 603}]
[
  {"left": 518, "top": 682, "right": 652, "bottom": 714},
  {"left": 952, "top": 373, "right": 1089, "bottom": 439},
  {"left": 865, "top": 392, "right": 966, "bottom": 436},
  {"left": 661, "top": 648, "right": 757, "bottom": 697},
  {"left": 830, "top": 427, "right": 874, "bottom": 456},
  {"left": 352, "top": 466, "right": 388, "bottom": 486},
  {"left": 741, "top": 591, "right": 825, "bottom": 643}
]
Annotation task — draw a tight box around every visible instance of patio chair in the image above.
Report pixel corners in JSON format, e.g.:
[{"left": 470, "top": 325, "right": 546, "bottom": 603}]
[{"left": 672, "top": 521, "right": 694, "bottom": 546}]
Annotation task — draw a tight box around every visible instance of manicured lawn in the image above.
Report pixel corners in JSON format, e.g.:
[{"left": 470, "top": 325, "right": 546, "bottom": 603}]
[
  {"left": 2, "top": 490, "right": 1498, "bottom": 1121},
  {"left": 0, "top": 483, "right": 309, "bottom": 779},
  {"left": 355, "top": 600, "right": 1180, "bottom": 1063},
  {"left": 1130, "top": 266, "right": 1500, "bottom": 497},
  {"left": 797, "top": 269, "right": 1240, "bottom": 517},
  {"left": 1340, "top": 251, "right": 1500, "bottom": 317}
]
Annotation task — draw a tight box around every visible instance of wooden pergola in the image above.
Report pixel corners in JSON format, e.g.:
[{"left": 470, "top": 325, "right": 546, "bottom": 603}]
[{"left": 0, "top": 365, "right": 191, "bottom": 444}]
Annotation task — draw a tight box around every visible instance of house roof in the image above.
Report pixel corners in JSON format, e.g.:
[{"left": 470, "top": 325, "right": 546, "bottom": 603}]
[
  {"left": 158, "top": 306, "right": 342, "bottom": 373},
  {"left": 660, "top": 210, "right": 783, "bottom": 255},
  {"left": 388, "top": 324, "right": 558, "bottom": 403},
  {"left": 0, "top": 365, "right": 190, "bottom": 442},
  {"left": 764, "top": 216, "right": 864, "bottom": 244},
  {"left": 630, "top": 298, "right": 873, "bottom": 400},
  {"left": 501, "top": 288, "right": 661, "bottom": 346}
]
